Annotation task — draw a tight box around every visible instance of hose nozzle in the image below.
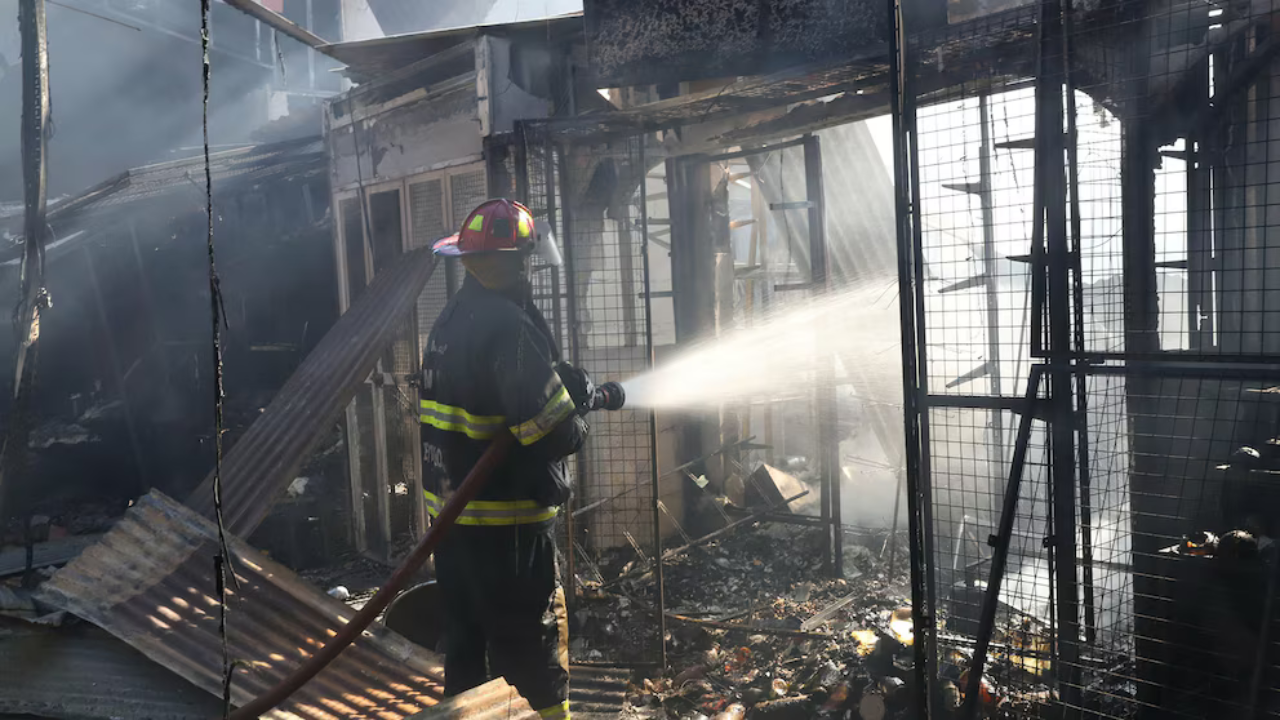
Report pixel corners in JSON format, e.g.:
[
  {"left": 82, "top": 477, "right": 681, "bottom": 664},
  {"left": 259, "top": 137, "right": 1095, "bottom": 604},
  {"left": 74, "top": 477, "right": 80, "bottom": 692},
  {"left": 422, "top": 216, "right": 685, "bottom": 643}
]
[{"left": 590, "top": 381, "right": 626, "bottom": 412}]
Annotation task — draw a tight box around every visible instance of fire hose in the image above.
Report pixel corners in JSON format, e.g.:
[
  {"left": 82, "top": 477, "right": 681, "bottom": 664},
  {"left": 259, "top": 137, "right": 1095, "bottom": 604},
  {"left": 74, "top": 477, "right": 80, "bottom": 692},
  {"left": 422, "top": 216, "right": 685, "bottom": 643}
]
[{"left": 227, "top": 381, "right": 625, "bottom": 719}]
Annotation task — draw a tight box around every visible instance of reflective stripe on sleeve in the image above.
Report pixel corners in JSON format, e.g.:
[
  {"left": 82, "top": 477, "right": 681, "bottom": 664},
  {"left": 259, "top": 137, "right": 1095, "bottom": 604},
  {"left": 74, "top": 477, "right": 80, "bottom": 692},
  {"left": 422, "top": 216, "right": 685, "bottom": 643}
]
[
  {"left": 419, "top": 400, "right": 505, "bottom": 440},
  {"left": 509, "top": 384, "right": 576, "bottom": 446}
]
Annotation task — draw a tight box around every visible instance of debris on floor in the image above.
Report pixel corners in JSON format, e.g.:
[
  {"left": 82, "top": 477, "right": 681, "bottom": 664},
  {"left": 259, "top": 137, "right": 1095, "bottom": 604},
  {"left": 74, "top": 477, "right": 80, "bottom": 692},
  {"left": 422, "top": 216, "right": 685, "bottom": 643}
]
[{"left": 570, "top": 517, "right": 925, "bottom": 719}]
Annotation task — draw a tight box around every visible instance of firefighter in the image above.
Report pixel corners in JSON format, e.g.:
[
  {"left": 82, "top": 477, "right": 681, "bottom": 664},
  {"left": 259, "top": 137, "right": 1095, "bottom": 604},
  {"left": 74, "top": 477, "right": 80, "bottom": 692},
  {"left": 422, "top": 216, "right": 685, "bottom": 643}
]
[{"left": 420, "top": 198, "right": 589, "bottom": 720}]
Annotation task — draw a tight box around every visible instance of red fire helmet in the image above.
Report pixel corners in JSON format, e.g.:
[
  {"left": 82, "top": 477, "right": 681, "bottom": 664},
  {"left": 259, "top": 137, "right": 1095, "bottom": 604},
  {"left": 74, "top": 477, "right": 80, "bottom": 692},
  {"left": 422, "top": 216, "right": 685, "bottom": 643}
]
[{"left": 432, "top": 198, "right": 535, "bottom": 257}]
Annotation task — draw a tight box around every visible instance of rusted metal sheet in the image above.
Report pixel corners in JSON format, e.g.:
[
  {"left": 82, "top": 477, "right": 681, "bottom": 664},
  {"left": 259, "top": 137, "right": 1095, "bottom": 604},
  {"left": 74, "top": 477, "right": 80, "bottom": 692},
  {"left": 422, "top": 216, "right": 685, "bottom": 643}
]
[
  {"left": 0, "top": 623, "right": 222, "bottom": 719},
  {"left": 185, "top": 246, "right": 437, "bottom": 536},
  {"left": 39, "top": 491, "right": 450, "bottom": 720}
]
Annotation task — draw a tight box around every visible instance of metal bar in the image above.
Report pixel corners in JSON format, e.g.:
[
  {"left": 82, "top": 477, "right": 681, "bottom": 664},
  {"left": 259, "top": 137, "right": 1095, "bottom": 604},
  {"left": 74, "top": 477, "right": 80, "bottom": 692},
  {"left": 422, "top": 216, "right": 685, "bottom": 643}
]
[
  {"left": 222, "top": 0, "right": 328, "bottom": 50},
  {"left": 1039, "top": 0, "right": 1082, "bottom": 703},
  {"left": 1187, "top": 128, "right": 1214, "bottom": 350},
  {"left": 960, "top": 367, "right": 1044, "bottom": 720},
  {"left": 773, "top": 281, "right": 816, "bottom": 292},
  {"left": 926, "top": 394, "right": 1043, "bottom": 414},
  {"left": 706, "top": 137, "right": 809, "bottom": 162},
  {"left": 545, "top": 135, "right": 564, "bottom": 352},
  {"left": 886, "top": 469, "right": 904, "bottom": 577},
  {"left": 804, "top": 133, "right": 841, "bottom": 577},
  {"left": 615, "top": 209, "right": 639, "bottom": 347},
  {"left": 637, "top": 136, "right": 667, "bottom": 668},
  {"left": 1248, "top": 550, "right": 1280, "bottom": 719},
  {"left": 1080, "top": 362, "right": 1280, "bottom": 379},
  {"left": 557, "top": 143, "right": 590, "bottom": 627},
  {"left": 1029, "top": 157, "right": 1047, "bottom": 358},
  {"left": 1060, "top": 0, "right": 1096, "bottom": 648},
  {"left": 369, "top": 381, "right": 393, "bottom": 562},
  {"left": 513, "top": 123, "right": 531, "bottom": 203},
  {"left": 978, "top": 95, "right": 1006, "bottom": 476},
  {"left": 769, "top": 201, "right": 815, "bottom": 211},
  {"left": 889, "top": 0, "right": 936, "bottom": 712}
]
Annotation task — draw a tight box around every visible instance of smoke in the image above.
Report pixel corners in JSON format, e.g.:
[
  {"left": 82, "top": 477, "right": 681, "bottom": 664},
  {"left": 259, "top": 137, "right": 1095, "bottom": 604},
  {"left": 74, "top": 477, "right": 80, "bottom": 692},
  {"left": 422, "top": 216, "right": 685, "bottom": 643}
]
[
  {"left": 622, "top": 279, "right": 901, "bottom": 411},
  {"left": 0, "top": 2, "right": 316, "bottom": 201}
]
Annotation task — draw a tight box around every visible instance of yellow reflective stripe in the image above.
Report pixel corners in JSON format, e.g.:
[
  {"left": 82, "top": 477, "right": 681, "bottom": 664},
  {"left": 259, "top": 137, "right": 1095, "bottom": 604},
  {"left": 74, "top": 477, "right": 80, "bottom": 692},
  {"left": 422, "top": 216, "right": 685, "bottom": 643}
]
[
  {"left": 419, "top": 400, "right": 505, "bottom": 439},
  {"left": 422, "top": 491, "right": 540, "bottom": 510},
  {"left": 419, "top": 415, "right": 497, "bottom": 439},
  {"left": 510, "top": 385, "right": 575, "bottom": 446},
  {"left": 450, "top": 510, "right": 559, "bottom": 526},
  {"left": 419, "top": 400, "right": 504, "bottom": 425},
  {"left": 467, "top": 214, "right": 485, "bottom": 231},
  {"left": 537, "top": 701, "right": 570, "bottom": 720},
  {"left": 423, "top": 491, "right": 558, "bottom": 525}
]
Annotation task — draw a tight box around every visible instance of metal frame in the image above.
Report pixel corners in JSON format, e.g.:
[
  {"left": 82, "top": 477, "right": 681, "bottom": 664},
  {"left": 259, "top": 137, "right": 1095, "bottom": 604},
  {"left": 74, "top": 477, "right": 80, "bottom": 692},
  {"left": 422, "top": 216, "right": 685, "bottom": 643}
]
[
  {"left": 512, "top": 120, "right": 667, "bottom": 666},
  {"left": 665, "top": 139, "right": 845, "bottom": 573}
]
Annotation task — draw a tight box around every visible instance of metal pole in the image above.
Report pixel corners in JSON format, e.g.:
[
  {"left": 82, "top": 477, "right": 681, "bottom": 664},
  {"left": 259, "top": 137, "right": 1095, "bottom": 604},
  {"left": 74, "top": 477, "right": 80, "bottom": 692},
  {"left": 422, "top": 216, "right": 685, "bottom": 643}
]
[
  {"left": 804, "top": 134, "right": 841, "bottom": 577},
  {"left": 545, "top": 136, "right": 564, "bottom": 350},
  {"left": 1, "top": 0, "right": 51, "bottom": 524},
  {"left": 1061, "top": 0, "right": 1098, "bottom": 646},
  {"left": 637, "top": 136, "right": 667, "bottom": 667},
  {"left": 889, "top": 0, "right": 937, "bottom": 713},
  {"left": 960, "top": 368, "right": 1043, "bottom": 720},
  {"left": 1040, "top": 0, "right": 1083, "bottom": 706},
  {"left": 978, "top": 96, "right": 1005, "bottom": 469}
]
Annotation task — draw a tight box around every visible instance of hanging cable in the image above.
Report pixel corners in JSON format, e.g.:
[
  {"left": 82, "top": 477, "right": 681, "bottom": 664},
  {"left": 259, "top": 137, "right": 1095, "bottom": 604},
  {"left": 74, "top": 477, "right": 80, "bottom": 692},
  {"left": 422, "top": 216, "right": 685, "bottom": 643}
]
[{"left": 200, "top": 2, "right": 235, "bottom": 717}]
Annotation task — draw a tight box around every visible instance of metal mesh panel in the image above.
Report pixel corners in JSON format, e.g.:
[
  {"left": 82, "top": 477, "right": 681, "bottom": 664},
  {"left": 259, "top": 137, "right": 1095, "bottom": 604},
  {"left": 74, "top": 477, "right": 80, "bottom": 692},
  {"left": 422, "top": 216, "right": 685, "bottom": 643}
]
[
  {"left": 898, "top": 0, "right": 1280, "bottom": 715},
  {"left": 518, "top": 122, "right": 663, "bottom": 666},
  {"left": 560, "top": 136, "right": 656, "bottom": 559},
  {"left": 564, "top": 135, "right": 661, "bottom": 665},
  {"left": 929, "top": 404, "right": 1055, "bottom": 702},
  {"left": 450, "top": 170, "right": 488, "bottom": 232}
]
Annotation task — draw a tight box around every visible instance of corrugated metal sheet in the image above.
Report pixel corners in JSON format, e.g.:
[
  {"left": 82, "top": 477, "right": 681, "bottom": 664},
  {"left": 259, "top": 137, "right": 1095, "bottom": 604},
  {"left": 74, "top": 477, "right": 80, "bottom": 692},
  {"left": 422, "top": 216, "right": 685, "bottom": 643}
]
[
  {"left": 0, "top": 623, "right": 222, "bottom": 719},
  {"left": 567, "top": 665, "right": 630, "bottom": 718},
  {"left": 185, "top": 246, "right": 437, "bottom": 536},
  {"left": 404, "top": 679, "right": 537, "bottom": 720},
  {"left": 39, "top": 491, "right": 455, "bottom": 720}
]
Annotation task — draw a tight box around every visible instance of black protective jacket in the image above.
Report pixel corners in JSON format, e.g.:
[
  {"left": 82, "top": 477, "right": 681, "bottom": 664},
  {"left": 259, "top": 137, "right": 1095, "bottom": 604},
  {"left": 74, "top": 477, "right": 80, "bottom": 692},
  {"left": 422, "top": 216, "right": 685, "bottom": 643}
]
[{"left": 419, "top": 277, "right": 588, "bottom": 520}]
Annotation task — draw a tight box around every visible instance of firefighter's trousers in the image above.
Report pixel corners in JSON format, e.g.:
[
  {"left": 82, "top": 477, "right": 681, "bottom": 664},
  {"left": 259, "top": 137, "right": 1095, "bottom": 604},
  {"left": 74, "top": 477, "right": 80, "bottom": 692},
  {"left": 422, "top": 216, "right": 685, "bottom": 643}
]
[{"left": 436, "top": 522, "right": 570, "bottom": 719}]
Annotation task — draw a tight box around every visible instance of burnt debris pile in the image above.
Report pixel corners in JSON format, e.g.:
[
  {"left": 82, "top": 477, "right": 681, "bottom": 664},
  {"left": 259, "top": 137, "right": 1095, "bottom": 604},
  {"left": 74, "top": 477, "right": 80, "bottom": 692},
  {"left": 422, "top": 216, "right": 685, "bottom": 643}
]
[{"left": 572, "top": 520, "right": 926, "bottom": 719}]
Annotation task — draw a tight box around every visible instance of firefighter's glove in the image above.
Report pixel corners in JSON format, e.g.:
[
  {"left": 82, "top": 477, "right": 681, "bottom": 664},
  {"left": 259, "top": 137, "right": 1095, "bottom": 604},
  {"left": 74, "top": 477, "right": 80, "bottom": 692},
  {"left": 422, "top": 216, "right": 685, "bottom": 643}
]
[{"left": 556, "top": 361, "right": 595, "bottom": 416}]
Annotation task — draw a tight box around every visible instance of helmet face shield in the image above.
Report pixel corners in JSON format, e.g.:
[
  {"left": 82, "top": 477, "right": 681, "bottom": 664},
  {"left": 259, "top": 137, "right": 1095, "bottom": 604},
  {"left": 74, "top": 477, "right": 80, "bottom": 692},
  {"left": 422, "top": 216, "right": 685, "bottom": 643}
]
[{"left": 533, "top": 218, "right": 563, "bottom": 268}]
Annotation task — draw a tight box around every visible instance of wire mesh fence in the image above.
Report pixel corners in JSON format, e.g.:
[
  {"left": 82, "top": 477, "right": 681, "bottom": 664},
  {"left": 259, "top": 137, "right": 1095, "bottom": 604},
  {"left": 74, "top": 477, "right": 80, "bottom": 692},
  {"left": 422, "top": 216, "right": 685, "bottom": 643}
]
[
  {"left": 517, "top": 123, "right": 664, "bottom": 665},
  {"left": 897, "top": 0, "right": 1280, "bottom": 713}
]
